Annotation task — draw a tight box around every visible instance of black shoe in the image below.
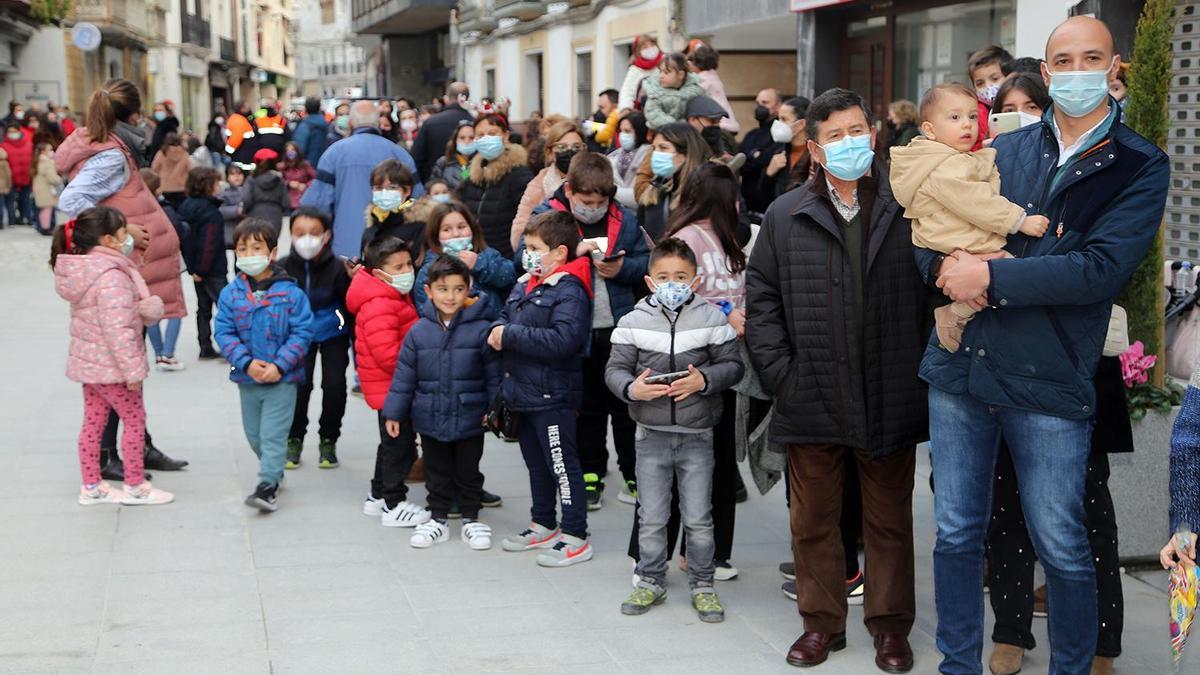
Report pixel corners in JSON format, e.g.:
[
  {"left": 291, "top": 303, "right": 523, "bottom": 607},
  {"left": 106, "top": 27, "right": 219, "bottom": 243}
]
[
  {"left": 144, "top": 444, "right": 189, "bottom": 471},
  {"left": 99, "top": 448, "right": 151, "bottom": 482},
  {"left": 198, "top": 344, "right": 220, "bottom": 360},
  {"left": 481, "top": 490, "right": 503, "bottom": 508},
  {"left": 245, "top": 482, "right": 278, "bottom": 512}
]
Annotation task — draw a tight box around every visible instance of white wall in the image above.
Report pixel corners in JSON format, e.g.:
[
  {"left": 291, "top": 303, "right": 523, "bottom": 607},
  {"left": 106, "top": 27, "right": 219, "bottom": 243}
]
[
  {"left": 1014, "top": 0, "right": 1068, "bottom": 60},
  {"left": 545, "top": 23, "right": 572, "bottom": 116},
  {"left": 10, "top": 26, "right": 67, "bottom": 109},
  {"left": 496, "top": 39, "right": 520, "bottom": 116}
]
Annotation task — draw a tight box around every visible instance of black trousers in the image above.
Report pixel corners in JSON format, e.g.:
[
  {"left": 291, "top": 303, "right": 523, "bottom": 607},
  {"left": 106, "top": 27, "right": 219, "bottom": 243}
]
[
  {"left": 289, "top": 334, "right": 350, "bottom": 442},
  {"left": 422, "top": 434, "right": 485, "bottom": 520},
  {"left": 371, "top": 413, "right": 416, "bottom": 509},
  {"left": 578, "top": 328, "right": 637, "bottom": 483},
  {"left": 627, "top": 392, "right": 744, "bottom": 563},
  {"left": 987, "top": 447, "right": 1123, "bottom": 657},
  {"left": 194, "top": 276, "right": 227, "bottom": 349}
]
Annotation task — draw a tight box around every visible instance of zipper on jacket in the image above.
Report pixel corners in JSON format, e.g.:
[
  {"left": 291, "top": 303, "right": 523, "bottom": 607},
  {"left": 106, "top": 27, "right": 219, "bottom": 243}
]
[{"left": 666, "top": 307, "right": 678, "bottom": 426}]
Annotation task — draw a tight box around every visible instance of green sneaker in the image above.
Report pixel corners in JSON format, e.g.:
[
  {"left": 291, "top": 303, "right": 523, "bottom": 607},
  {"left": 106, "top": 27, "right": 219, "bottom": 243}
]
[
  {"left": 584, "top": 472, "right": 604, "bottom": 511},
  {"left": 621, "top": 583, "right": 666, "bottom": 615},
  {"left": 692, "top": 589, "right": 725, "bottom": 623},
  {"left": 618, "top": 479, "right": 637, "bottom": 505},
  {"left": 285, "top": 438, "right": 302, "bottom": 469},
  {"left": 318, "top": 438, "right": 339, "bottom": 469}
]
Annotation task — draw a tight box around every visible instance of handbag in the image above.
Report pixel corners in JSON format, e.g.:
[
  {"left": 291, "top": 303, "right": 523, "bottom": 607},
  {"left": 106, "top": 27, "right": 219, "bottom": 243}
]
[
  {"left": 1102, "top": 304, "right": 1129, "bottom": 357},
  {"left": 484, "top": 394, "right": 522, "bottom": 440}
]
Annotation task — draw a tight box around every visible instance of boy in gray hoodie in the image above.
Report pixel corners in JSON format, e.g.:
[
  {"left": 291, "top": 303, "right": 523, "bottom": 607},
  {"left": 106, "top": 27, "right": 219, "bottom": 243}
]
[{"left": 605, "top": 237, "right": 743, "bottom": 623}]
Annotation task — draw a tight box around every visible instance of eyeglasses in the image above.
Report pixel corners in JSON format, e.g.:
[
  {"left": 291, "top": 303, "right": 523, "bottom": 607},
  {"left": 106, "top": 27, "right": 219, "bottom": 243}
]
[{"left": 552, "top": 143, "right": 585, "bottom": 153}]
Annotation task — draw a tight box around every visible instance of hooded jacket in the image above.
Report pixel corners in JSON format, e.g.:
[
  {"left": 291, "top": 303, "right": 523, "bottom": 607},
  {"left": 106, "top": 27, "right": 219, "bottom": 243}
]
[
  {"left": 1, "top": 128, "right": 32, "bottom": 187},
  {"left": 280, "top": 245, "right": 350, "bottom": 343},
  {"left": 606, "top": 294, "right": 743, "bottom": 431},
  {"left": 178, "top": 194, "right": 228, "bottom": 278},
  {"left": 889, "top": 137, "right": 1026, "bottom": 254},
  {"left": 413, "top": 247, "right": 514, "bottom": 312},
  {"left": 55, "top": 247, "right": 165, "bottom": 384},
  {"left": 55, "top": 129, "right": 187, "bottom": 318},
  {"left": 243, "top": 170, "right": 291, "bottom": 231},
  {"left": 381, "top": 292, "right": 502, "bottom": 441},
  {"left": 213, "top": 267, "right": 314, "bottom": 385},
  {"left": 292, "top": 115, "right": 328, "bottom": 167},
  {"left": 281, "top": 161, "right": 316, "bottom": 209},
  {"left": 457, "top": 143, "right": 533, "bottom": 260},
  {"left": 362, "top": 203, "right": 423, "bottom": 257},
  {"left": 494, "top": 256, "right": 593, "bottom": 412},
  {"left": 33, "top": 152, "right": 63, "bottom": 207},
  {"left": 642, "top": 73, "right": 706, "bottom": 130},
  {"left": 345, "top": 269, "right": 420, "bottom": 410}
]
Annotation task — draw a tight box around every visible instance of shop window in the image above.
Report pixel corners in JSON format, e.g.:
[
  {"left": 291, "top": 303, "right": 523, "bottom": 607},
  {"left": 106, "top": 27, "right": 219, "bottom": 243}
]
[{"left": 892, "top": 0, "right": 1016, "bottom": 103}]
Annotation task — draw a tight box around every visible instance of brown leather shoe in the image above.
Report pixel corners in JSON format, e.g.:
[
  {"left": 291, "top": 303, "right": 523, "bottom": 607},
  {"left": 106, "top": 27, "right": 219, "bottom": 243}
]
[
  {"left": 1090, "top": 656, "right": 1114, "bottom": 675},
  {"left": 874, "top": 633, "right": 914, "bottom": 673},
  {"left": 786, "top": 631, "right": 846, "bottom": 668},
  {"left": 988, "top": 643, "right": 1024, "bottom": 675}
]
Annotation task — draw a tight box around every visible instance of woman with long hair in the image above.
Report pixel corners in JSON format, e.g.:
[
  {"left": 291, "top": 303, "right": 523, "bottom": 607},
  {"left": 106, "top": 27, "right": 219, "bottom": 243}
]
[
  {"left": 511, "top": 120, "right": 585, "bottom": 253},
  {"left": 633, "top": 121, "right": 711, "bottom": 241},
  {"left": 55, "top": 78, "right": 189, "bottom": 477},
  {"left": 608, "top": 111, "right": 650, "bottom": 209},
  {"left": 431, "top": 120, "right": 475, "bottom": 192},
  {"left": 456, "top": 113, "right": 533, "bottom": 259}
]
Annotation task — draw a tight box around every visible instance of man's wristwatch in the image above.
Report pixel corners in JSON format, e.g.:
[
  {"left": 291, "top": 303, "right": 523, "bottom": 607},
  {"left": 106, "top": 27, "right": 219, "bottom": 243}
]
[{"left": 933, "top": 254, "right": 947, "bottom": 277}]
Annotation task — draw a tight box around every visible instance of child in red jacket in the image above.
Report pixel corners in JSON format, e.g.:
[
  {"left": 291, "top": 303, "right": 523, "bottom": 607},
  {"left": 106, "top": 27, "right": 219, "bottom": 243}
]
[{"left": 345, "top": 234, "right": 422, "bottom": 527}]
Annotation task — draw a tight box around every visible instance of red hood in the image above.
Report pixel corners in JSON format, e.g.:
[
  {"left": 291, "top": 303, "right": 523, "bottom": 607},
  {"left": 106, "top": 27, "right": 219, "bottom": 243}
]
[
  {"left": 345, "top": 270, "right": 408, "bottom": 314},
  {"left": 526, "top": 256, "right": 594, "bottom": 298}
]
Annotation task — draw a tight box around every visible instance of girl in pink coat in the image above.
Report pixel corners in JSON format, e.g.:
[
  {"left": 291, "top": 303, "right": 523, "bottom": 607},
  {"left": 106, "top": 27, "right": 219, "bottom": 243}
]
[{"left": 52, "top": 206, "right": 174, "bottom": 506}]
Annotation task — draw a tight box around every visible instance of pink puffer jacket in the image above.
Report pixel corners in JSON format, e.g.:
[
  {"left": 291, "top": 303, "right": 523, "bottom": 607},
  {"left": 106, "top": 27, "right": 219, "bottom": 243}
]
[{"left": 55, "top": 247, "right": 164, "bottom": 384}]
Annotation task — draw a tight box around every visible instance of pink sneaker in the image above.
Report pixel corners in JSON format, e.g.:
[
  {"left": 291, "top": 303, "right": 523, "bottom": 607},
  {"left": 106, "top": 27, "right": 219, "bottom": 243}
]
[
  {"left": 78, "top": 482, "right": 121, "bottom": 506},
  {"left": 121, "top": 481, "right": 175, "bottom": 506}
]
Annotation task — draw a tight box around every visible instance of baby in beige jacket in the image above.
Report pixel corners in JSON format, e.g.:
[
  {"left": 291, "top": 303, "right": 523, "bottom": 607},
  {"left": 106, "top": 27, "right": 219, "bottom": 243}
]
[{"left": 890, "top": 83, "right": 1049, "bottom": 352}]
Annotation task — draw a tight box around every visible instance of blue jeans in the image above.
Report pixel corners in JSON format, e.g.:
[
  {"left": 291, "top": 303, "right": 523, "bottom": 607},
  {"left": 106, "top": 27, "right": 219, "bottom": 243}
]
[
  {"left": 146, "top": 318, "right": 182, "bottom": 358},
  {"left": 928, "top": 386, "right": 1096, "bottom": 675},
  {"left": 634, "top": 426, "right": 716, "bottom": 590},
  {"left": 4, "top": 185, "right": 32, "bottom": 224},
  {"left": 238, "top": 383, "right": 297, "bottom": 487}
]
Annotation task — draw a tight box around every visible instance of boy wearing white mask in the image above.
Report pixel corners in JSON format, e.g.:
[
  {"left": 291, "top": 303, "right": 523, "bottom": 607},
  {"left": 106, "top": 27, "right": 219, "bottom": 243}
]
[
  {"left": 605, "top": 237, "right": 744, "bottom": 622},
  {"left": 215, "top": 219, "right": 315, "bottom": 513},
  {"left": 281, "top": 207, "right": 351, "bottom": 469},
  {"left": 889, "top": 83, "right": 1050, "bottom": 353}
]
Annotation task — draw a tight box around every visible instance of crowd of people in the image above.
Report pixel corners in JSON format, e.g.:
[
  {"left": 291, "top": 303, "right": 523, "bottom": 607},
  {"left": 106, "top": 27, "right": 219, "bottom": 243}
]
[{"left": 31, "top": 14, "right": 1196, "bottom": 674}]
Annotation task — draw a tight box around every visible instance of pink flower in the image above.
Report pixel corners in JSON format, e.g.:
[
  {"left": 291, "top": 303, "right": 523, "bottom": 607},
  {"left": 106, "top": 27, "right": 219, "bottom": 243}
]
[{"left": 1119, "top": 340, "right": 1157, "bottom": 388}]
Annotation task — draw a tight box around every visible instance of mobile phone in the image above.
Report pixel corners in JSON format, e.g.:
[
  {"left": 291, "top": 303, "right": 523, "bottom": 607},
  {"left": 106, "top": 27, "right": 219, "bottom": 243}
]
[
  {"left": 989, "top": 112, "right": 1022, "bottom": 136},
  {"left": 645, "top": 370, "right": 689, "bottom": 385},
  {"left": 340, "top": 255, "right": 361, "bottom": 266}
]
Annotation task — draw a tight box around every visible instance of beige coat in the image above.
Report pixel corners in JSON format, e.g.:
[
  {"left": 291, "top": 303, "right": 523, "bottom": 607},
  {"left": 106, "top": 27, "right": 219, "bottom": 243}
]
[
  {"left": 33, "top": 154, "right": 63, "bottom": 207},
  {"left": 889, "top": 137, "right": 1026, "bottom": 254},
  {"left": 0, "top": 148, "right": 11, "bottom": 194},
  {"left": 150, "top": 145, "right": 192, "bottom": 194}
]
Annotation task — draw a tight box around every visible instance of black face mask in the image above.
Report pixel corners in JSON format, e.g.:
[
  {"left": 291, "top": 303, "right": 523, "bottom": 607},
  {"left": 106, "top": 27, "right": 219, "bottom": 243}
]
[
  {"left": 754, "top": 105, "right": 770, "bottom": 123},
  {"left": 700, "top": 125, "right": 723, "bottom": 150},
  {"left": 554, "top": 149, "right": 577, "bottom": 174},
  {"left": 885, "top": 119, "right": 897, "bottom": 131}
]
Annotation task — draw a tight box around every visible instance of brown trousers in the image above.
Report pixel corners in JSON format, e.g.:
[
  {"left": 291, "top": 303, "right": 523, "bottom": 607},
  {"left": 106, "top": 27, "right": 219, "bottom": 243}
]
[{"left": 788, "top": 443, "right": 916, "bottom": 636}]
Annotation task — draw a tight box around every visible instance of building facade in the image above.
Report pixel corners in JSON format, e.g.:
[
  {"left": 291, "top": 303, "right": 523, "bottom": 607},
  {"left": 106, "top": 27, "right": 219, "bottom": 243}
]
[
  {"left": 294, "top": 0, "right": 374, "bottom": 99},
  {"left": 351, "top": 0, "right": 455, "bottom": 102}
]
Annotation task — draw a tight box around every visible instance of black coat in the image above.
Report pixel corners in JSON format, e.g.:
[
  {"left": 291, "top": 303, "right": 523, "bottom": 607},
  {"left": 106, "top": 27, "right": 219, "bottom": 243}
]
[
  {"left": 740, "top": 123, "right": 777, "bottom": 213},
  {"left": 745, "top": 162, "right": 933, "bottom": 457},
  {"left": 456, "top": 143, "right": 532, "bottom": 260},
  {"left": 411, "top": 103, "right": 474, "bottom": 182},
  {"left": 178, "top": 195, "right": 227, "bottom": 278}
]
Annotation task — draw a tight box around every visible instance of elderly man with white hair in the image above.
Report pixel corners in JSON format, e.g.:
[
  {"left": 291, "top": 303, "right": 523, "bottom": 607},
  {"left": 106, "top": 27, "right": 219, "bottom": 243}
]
[{"left": 301, "top": 100, "right": 424, "bottom": 258}]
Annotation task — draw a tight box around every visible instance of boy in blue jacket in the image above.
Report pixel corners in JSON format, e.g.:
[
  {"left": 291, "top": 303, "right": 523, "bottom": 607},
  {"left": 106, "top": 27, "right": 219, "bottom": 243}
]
[
  {"left": 492, "top": 210, "right": 595, "bottom": 567},
  {"left": 383, "top": 255, "right": 501, "bottom": 550},
  {"left": 528, "top": 151, "right": 650, "bottom": 509},
  {"left": 215, "top": 218, "right": 314, "bottom": 513},
  {"left": 281, "top": 207, "right": 352, "bottom": 469}
]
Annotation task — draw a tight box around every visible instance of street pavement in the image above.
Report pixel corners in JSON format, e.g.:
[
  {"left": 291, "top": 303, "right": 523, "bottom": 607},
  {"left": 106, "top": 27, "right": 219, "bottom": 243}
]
[{"left": 0, "top": 225, "right": 1180, "bottom": 674}]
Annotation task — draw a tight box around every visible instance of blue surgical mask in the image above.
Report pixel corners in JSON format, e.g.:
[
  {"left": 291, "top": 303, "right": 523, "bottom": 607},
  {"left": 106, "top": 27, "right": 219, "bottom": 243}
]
[
  {"left": 236, "top": 255, "right": 270, "bottom": 276},
  {"left": 389, "top": 270, "right": 415, "bottom": 294},
  {"left": 653, "top": 280, "right": 694, "bottom": 311},
  {"left": 619, "top": 132, "right": 636, "bottom": 149},
  {"left": 432, "top": 193, "right": 451, "bottom": 203},
  {"left": 475, "top": 135, "right": 504, "bottom": 160},
  {"left": 443, "top": 236, "right": 473, "bottom": 254},
  {"left": 522, "top": 249, "right": 546, "bottom": 276},
  {"left": 457, "top": 141, "right": 476, "bottom": 156},
  {"left": 650, "top": 150, "right": 676, "bottom": 178},
  {"left": 819, "top": 134, "right": 874, "bottom": 181},
  {"left": 372, "top": 189, "right": 406, "bottom": 211},
  {"left": 120, "top": 233, "right": 135, "bottom": 257},
  {"left": 1049, "top": 61, "right": 1115, "bottom": 118},
  {"left": 153, "top": 111, "right": 167, "bottom": 122}
]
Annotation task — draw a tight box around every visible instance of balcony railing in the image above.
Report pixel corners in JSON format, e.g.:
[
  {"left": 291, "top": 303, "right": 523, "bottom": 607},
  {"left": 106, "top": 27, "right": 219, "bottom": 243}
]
[
  {"left": 457, "top": 1, "right": 498, "bottom": 35},
  {"left": 181, "top": 13, "right": 211, "bottom": 48},
  {"left": 493, "top": 0, "right": 542, "bottom": 21},
  {"left": 220, "top": 37, "right": 236, "bottom": 61}
]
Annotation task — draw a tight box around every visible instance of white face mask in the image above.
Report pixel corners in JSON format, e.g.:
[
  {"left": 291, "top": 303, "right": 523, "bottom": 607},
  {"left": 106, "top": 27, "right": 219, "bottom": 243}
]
[
  {"left": 291, "top": 234, "right": 326, "bottom": 260},
  {"left": 640, "top": 46, "right": 660, "bottom": 61},
  {"left": 770, "top": 119, "right": 795, "bottom": 144}
]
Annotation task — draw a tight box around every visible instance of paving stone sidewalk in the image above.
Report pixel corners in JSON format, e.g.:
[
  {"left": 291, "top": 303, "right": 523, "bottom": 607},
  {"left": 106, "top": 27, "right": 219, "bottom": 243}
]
[{"left": 0, "top": 227, "right": 1178, "bottom": 673}]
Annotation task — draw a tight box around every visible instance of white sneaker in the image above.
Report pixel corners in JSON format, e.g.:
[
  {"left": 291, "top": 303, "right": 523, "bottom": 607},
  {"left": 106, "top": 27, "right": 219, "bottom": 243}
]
[
  {"left": 157, "top": 356, "right": 185, "bottom": 372},
  {"left": 381, "top": 500, "right": 431, "bottom": 528},
  {"left": 120, "top": 482, "right": 175, "bottom": 506},
  {"left": 461, "top": 520, "right": 493, "bottom": 550},
  {"left": 363, "top": 495, "right": 385, "bottom": 517},
  {"left": 501, "top": 522, "right": 560, "bottom": 552},
  {"left": 410, "top": 519, "right": 450, "bottom": 548},
  {"left": 535, "top": 533, "right": 593, "bottom": 567},
  {"left": 78, "top": 482, "right": 121, "bottom": 506}
]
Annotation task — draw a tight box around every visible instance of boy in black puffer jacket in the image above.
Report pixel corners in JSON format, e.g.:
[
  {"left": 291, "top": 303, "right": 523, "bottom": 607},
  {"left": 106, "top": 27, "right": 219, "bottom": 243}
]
[
  {"left": 491, "top": 211, "right": 594, "bottom": 568},
  {"left": 362, "top": 159, "right": 421, "bottom": 257},
  {"left": 279, "top": 207, "right": 351, "bottom": 469},
  {"left": 178, "top": 166, "right": 229, "bottom": 359}
]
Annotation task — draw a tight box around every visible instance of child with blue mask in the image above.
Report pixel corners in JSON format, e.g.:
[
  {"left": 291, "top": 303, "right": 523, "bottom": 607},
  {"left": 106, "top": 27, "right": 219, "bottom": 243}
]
[
  {"left": 362, "top": 159, "right": 422, "bottom": 259},
  {"left": 412, "top": 200, "right": 515, "bottom": 312}
]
